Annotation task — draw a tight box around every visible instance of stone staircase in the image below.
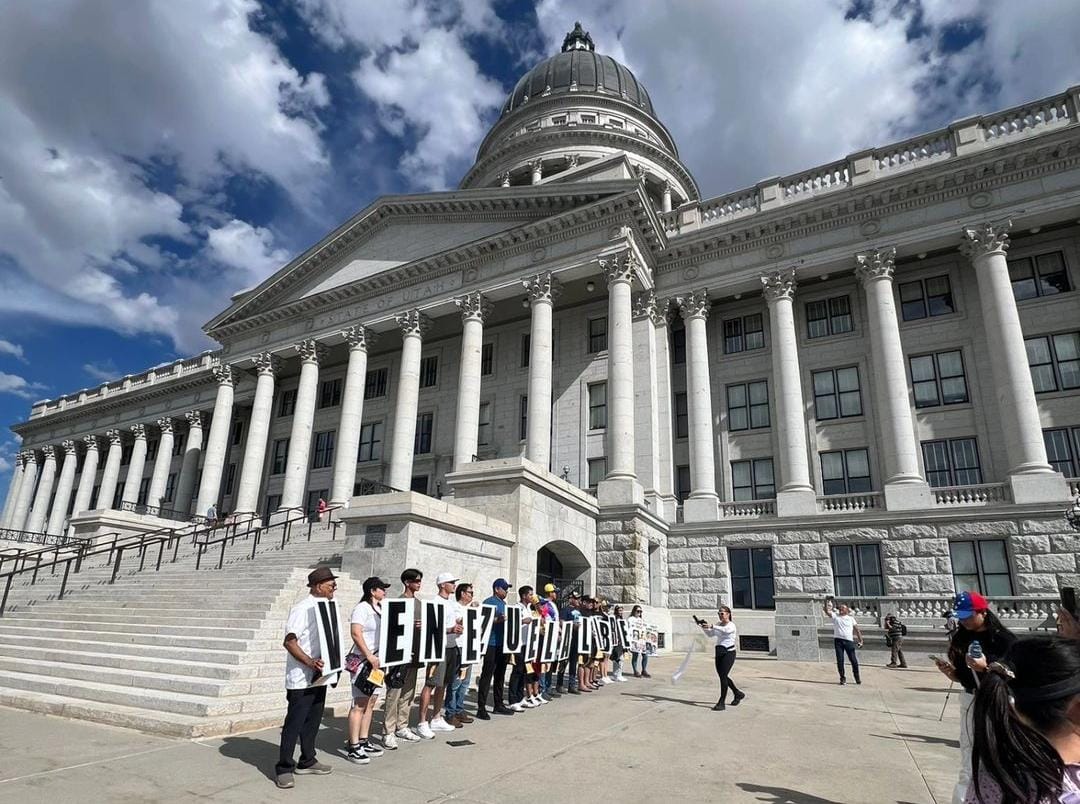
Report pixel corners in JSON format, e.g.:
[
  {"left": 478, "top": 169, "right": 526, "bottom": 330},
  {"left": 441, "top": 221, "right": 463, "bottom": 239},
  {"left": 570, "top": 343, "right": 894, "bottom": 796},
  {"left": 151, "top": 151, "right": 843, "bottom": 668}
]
[{"left": 0, "top": 521, "right": 362, "bottom": 737}]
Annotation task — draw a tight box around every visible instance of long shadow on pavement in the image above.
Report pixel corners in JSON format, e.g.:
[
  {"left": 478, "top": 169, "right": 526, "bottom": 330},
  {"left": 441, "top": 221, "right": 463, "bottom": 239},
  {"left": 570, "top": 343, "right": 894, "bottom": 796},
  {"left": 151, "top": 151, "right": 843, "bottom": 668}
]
[
  {"left": 872, "top": 732, "right": 960, "bottom": 749},
  {"left": 736, "top": 782, "right": 843, "bottom": 803},
  {"left": 755, "top": 675, "right": 844, "bottom": 686},
  {"left": 620, "top": 691, "right": 713, "bottom": 708}
]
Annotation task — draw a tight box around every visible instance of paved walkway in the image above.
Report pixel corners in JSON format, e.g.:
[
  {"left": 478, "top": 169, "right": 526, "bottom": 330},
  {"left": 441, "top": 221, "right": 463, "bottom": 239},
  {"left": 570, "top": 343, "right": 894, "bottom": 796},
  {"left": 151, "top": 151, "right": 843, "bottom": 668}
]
[{"left": 0, "top": 653, "right": 962, "bottom": 803}]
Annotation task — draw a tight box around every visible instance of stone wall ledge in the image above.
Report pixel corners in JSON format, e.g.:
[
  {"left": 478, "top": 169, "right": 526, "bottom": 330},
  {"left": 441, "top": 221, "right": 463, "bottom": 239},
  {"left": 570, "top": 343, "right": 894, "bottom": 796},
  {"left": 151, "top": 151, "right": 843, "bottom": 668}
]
[{"left": 339, "top": 491, "right": 516, "bottom": 547}]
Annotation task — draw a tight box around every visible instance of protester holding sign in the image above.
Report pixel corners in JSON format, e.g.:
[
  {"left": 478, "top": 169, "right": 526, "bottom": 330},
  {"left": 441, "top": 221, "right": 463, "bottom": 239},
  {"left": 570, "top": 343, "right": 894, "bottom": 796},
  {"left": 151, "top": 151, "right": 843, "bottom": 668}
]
[
  {"left": 610, "top": 606, "right": 628, "bottom": 683},
  {"left": 476, "top": 578, "right": 514, "bottom": 720},
  {"left": 508, "top": 586, "right": 535, "bottom": 711},
  {"left": 416, "top": 572, "right": 461, "bottom": 737},
  {"left": 628, "top": 605, "right": 651, "bottom": 678},
  {"left": 381, "top": 568, "right": 424, "bottom": 749},
  {"left": 445, "top": 582, "right": 476, "bottom": 728},
  {"left": 557, "top": 591, "right": 580, "bottom": 693},
  {"left": 346, "top": 576, "right": 390, "bottom": 763},
  {"left": 276, "top": 566, "right": 339, "bottom": 789}
]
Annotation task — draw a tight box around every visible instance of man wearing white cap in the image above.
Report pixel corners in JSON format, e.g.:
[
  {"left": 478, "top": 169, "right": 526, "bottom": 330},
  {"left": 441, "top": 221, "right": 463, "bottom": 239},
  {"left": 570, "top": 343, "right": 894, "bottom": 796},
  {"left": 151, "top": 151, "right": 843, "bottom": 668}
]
[{"left": 418, "top": 571, "right": 464, "bottom": 736}]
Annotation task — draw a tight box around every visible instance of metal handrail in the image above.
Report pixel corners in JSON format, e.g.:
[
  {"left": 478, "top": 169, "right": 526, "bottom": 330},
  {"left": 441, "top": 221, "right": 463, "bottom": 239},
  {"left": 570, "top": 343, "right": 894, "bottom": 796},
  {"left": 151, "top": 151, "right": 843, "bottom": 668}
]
[
  {"left": 193, "top": 506, "right": 346, "bottom": 571},
  {"left": 118, "top": 500, "right": 208, "bottom": 525}
]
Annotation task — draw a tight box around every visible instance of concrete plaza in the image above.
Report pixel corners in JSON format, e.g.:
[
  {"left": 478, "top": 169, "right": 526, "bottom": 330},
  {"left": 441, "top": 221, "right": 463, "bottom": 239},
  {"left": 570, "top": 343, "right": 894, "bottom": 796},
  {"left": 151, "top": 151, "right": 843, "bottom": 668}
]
[{"left": 0, "top": 652, "right": 962, "bottom": 804}]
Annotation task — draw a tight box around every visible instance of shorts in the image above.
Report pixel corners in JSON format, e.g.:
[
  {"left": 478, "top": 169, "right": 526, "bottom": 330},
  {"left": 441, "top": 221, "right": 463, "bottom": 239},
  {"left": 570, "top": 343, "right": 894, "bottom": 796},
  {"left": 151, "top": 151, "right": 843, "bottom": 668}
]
[{"left": 427, "top": 646, "right": 461, "bottom": 688}]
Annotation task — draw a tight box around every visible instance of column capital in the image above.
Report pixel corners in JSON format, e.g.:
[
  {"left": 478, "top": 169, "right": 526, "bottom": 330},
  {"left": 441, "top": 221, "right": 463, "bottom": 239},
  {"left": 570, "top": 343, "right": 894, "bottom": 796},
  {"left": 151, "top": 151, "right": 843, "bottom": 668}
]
[
  {"left": 632, "top": 289, "right": 657, "bottom": 321},
  {"left": 598, "top": 251, "right": 637, "bottom": 287},
  {"left": 528, "top": 158, "right": 544, "bottom": 172},
  {"left": 156, "top": 417, "right": 174, "bottom": 435},
  {"left": 61, "top": 439, "right": 77, "bottom": 456},
  {"left": 294, "top": 338, "right": 327, "bottom": 365},
  {"left": 567, "top": 153, "right": 580, "bottom": 168},
  {"left": 499, "top": 171, "right": 511, "bottom": 187},
  {"left": 676, "top": 289, "right": 710, "bottom": 321},
  {"left": 254, "top": 351, "right": 282, "bottom": 376},
  {"left": 854, "top": 247, "right": 897, "bottom": 285},
  {"left": 522, "top": 271, "right": 562, "bottom": 304},
  {"left": 185, "top": 410, "right": 203, "bottom": 430},
  {"left": 41, "top": 444, "right": 56, "bottom": 461},
  {"left": 960, "top": 220, "right": 1012, "bottom": 260},
  {"left": 342, "top": 325, "right": 374, "bottom": 352},
  {"left": 212, "top": 363, "right": 235, "bottom": 387},
  {"left": 130, "top": 423, "right": 147, "bottom": 441},
  {"left": 14, "top": 450, "right": 29, "bottom": 467},
  {"left": 395, "top": 309, "right": 432, "bottom": 339},
  {"left": 105, "top": 429, "right": 123, "bottom": 447},
  {"left": 454, "top": 291, "right": 492, "bottom": 323},
  {"left": 761, "top": 268, "right": 798, "bottom": 303},
  {"left": 82, "top": 435, "right": 99, "bottom": 453}
]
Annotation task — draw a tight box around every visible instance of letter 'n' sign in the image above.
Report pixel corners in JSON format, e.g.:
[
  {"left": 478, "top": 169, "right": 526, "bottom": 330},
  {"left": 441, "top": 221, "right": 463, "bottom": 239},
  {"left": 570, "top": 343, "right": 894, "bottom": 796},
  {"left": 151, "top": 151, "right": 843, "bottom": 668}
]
[{"left": 419, "top": 599, "right": 446, "bottom": 663}]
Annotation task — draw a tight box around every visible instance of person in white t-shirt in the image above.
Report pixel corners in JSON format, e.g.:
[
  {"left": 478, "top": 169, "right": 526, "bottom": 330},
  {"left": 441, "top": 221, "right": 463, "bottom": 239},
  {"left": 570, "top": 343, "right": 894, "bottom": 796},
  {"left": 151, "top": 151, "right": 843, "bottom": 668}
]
[
  {"left": 345, "top": 576, "right": 390, "bottom": 764},
  {"left": 699, "top": 605, "right": 746, "bottom": 710},
  {"left": 824, "top": 598, "right": 863, "bottom": 685},
  {"left": 445, "top": 583, "right": 477, "bottom": 727}
]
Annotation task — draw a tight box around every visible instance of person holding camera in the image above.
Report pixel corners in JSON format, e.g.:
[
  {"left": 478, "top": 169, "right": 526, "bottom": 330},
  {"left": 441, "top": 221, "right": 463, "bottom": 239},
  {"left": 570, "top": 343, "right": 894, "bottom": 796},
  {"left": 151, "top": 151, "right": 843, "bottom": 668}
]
[
  {"left": 698, "top": 606, "right": 745, "bottom": 711},
  {"left": 885, "top": 613, "right": 908, "bottom": 669},
  {"left": 823, "top": 597, "right": 863, "bottom": 685},
  {"left": 345, "top": 576, "right": 390, "bottom": 763}
]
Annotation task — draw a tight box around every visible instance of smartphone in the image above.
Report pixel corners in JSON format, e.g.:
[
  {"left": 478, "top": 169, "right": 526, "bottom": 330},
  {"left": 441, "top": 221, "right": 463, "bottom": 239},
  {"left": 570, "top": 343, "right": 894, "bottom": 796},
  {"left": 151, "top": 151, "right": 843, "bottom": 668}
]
[
  {"left": 927, "top": 654, "right": 944, "bottom": 665},
  {"left": 1062, "top": 587, "right": 1077, "bottom": 618}
]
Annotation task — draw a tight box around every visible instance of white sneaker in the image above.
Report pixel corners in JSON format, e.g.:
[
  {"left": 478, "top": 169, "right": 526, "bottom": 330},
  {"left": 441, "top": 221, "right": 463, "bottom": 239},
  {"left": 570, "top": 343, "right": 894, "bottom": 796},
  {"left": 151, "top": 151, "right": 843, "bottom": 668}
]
[
  {"left": 429, "top": 717, "right": 455, "bottom": 733},
  {"left": 532, "top": 695, "right": 548, "bottom": 706},
  {"left": 509, "top": 702, "right": 525, "bottom": 712},
  {"left": 521, "top": 699, "right": 536, "bottom": 709},
  {"left": 415, "top": 722, "right": 436, "bottom": 740},
  {"left": 396, "top": 728, "right": 420, "bottom": 742},
  {"left": 382, "top": 735, "right": 399, "bottom": 750},
  {"left": 614, "top": 673, "right": 627, "bottom": 682}
]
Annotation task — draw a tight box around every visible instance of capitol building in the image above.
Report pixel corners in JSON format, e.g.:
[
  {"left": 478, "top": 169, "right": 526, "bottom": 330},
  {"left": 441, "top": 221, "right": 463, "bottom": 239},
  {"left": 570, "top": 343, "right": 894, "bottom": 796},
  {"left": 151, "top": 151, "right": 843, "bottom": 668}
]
[{"left": 4, "top": 24, "right": 1079, "bottom": 646}]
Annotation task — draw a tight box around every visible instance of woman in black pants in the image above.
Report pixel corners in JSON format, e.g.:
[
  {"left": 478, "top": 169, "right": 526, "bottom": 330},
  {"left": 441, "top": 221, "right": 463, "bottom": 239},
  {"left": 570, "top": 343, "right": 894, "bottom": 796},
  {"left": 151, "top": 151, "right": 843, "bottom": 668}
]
[{"left": 699, "top": 606, "right": 745, "bottom": 711}]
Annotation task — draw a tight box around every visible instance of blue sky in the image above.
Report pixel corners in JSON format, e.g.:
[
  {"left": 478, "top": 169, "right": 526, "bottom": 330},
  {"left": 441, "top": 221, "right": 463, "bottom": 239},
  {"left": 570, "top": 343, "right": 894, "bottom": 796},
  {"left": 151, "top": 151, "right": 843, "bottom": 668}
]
[{"left": 2, "top": 0, "right": 1079, "bottom": 503}]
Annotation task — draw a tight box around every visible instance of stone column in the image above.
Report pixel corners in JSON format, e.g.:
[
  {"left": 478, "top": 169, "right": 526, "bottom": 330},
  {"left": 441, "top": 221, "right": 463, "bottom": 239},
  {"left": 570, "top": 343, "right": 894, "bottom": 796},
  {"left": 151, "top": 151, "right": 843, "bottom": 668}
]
[
  {"left": 279, "top": 340, "right": 325, "bottom": 512},
  {"left": 1, "top": 452, "right": 27, "bottom": 528},
  {"left": 95, "top": 430, "right": 124, "bottom": 511},
  {"left": 46, "top": 440, "right": 78, "bottom": 535},
  {"left": 677, "top": 290, "right": 719, "bottom": 521},
  {"left": 10, "top": 451, "right": 39, "bottom": 531},
  {"left": 120, "top": 424, "right": 148, "bottom": 506},
  {"left": 961, "top": 221, "right": 1068, "bottom": 503},
  {"left": 173, "top": 412, "right": 204, "bottom": 516},
  {"left": 651, "top": 297, "right": 679, "bottom": 520},
  {"left": 71, "top": 436, "right": 100, "bottom": 519},
  {"left": 523, "top": 272, "right": 561, "bottom": 470},
  {"left": 761, "top": 269, "right": 816, "bottom": 516},
  {"left": 234, "top": 353, "right": 279, "bottom": 516},
  {"left": 452, "top": 292, "right": 490, "bottom": 472},
  {"left": 530, "top": 159, "right": 543, "bottom": 185},
  {"left": 661, "top": 181, "right": 673, "bottom": 214},
  {"left": 388, "top": 311, "right": 429, "bottom": 491},
  {"left": 331, "top": 329, "right": 372, "bottom": 506},
  {"left": 632, "top": 291, "right": 662, "bottom": 507},
  {"left": 855, "top": 248, "right": 932, "bottom": 510},
  {"left": 146, "top": 418, "right": 175, "bottom": 510},
  {"left": 26, "top": 446, "right": 57, "bottom": 533},
  {"left": 196, "top": 365, "right": 236, "bottom": 515}
]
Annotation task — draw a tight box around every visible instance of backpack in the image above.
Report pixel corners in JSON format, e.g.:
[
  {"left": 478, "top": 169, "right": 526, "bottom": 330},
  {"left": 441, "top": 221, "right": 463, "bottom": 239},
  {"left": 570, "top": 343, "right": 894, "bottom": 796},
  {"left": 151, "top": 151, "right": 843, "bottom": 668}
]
[{"left": 900, "top": 623, "right": 908, "bottom": 636}]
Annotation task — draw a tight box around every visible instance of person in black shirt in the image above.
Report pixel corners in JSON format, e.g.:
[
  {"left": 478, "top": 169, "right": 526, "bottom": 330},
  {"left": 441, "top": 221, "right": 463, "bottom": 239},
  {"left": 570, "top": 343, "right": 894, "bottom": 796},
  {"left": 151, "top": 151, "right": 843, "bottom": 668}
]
[{"left": 933, "top": 591, "right": 1016, "bottom": 804}]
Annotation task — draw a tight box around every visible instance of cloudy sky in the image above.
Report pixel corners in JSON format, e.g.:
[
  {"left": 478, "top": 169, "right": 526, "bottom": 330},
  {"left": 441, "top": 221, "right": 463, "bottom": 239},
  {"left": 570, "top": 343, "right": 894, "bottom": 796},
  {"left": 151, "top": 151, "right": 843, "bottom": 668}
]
[{"left": 2, "top": 0, "right": 1079, "bottom": 501}]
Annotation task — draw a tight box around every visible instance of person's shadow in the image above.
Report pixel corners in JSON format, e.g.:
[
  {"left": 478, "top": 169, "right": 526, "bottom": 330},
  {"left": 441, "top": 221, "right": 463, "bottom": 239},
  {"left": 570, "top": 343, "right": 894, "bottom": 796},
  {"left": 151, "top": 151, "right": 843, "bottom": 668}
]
[
  {"left": 736, "top": 783, "right": 843, "bottom": 803},
  {"left": 622, "top": 691, "right": 713, "bottom": 708},
  {"left": 216, "top": 712, "right": 355, "bottom": 781}
]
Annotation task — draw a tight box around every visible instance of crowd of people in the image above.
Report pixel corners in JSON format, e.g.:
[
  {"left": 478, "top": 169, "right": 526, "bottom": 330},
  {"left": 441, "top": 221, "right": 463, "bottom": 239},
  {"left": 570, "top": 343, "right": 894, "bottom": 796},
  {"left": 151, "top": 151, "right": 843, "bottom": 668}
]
[{"left": 275, "top": 567, "right": 657, "bottom": 790}]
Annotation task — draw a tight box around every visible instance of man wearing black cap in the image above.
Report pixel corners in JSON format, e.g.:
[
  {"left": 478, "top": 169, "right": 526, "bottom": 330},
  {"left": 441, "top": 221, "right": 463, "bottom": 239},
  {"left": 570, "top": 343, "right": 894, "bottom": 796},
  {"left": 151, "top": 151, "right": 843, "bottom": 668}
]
[
  {"left": 275, "top": 566, "right": 339, "bottom": 789},
  {"left": 475, "top": 578, "right": 515, "bottom": 719}
]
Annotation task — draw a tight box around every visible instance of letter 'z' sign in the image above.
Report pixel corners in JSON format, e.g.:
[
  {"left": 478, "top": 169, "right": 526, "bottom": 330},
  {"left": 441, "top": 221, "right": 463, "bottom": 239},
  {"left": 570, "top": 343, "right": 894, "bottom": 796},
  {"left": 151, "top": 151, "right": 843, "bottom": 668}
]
[{"left": 378, "top": 598, "right": 415, "bottom": 668}]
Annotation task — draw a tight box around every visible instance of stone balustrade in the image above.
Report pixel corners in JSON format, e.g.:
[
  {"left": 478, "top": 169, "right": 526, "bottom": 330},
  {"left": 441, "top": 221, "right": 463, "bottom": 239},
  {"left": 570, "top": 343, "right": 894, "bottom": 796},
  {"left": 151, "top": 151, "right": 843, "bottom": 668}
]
[
  {"left": 874, "top": 131, "right": 952, "bottom": 172},
  {"left": 932, "top": 483, "right": 1011, "bottom": 506},
  {"left": 719, "top": 499, "right": 776, "bottom": 518},
  {"left": 841, "top": 595, "right": 1059, "bottom": 629},
  {"left": 982, "top": 96, "right": 1071, "bottom": 142},
  {"left": 817, "top": 492, "right": 882, "bottom": 513},
  {"left": 781, "top": 159, "right": 850, "bottom": 199},
  {"left": 1068, "top": 477, "right": 1080, "bottom": 497}
]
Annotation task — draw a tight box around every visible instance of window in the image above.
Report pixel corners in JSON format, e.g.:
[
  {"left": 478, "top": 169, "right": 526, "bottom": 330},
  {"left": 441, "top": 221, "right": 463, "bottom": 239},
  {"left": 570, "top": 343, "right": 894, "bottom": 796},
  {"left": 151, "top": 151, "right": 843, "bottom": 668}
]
[
  {"left": 588, "top": 317, "right": 608, "bottom": 353},
  {"left": 520, "top": 334, "right": 531, "bottom": 368},
  {"left": 146, "top": 439, "right": 159, "bottom": 462},
  {"left": 898, "top": 275, "right": 954, "bottom": 321},
  {"left": 481, "top": 343, "right": 494, "bottom": 376},
  {"left": 356, "top": 422, "right": 382, "bottom": 462},
  {"left": 729, "top": 547, "right": 775, "bottom": 610},
  {"left": 264, "top": 493, "right": 281, "bottom": 521},
  {"left": 230, "top": 420, "right": 244, "bottom": 446},
  {"left": 922, "top": 437, "right": 982, "bottom": 487},
  {"left": 312, "top": 430, "right": 335, "bottom": 469},
  {"left": 164, "top": 473, "right": 176, "bottom": 503},
  {"left": 414, "top": 413, "right": 433, "bottom": 455},
  {"left": 420, "top": 356, "right": 438, "bottom": 388},
  {"left": 806, "top": 295, "right": 853, "bottom": 339},
  {"left": 675, "top": 465, "right": 691, "bottom": 502},
  {"left": 1026, "top": 332, "right": 1080, "bottom": 392},
  {"left": 478, "top": 402, "right": 492, "bottom": 447},
  {"left": 831, "top": 544, "right": 884, "bottom": 596},
  {"left": 519, "top": 395, "right": 528, "bottom": 441},
  {"left": 671, "top": 326, "right": 686, "bottom": 365},
  {"left": 120, "top": 444, "right": 132, "bottom": 466},
  {"left": 674, "top": 392, "right": 689, "bottom": 439},
  {"left": 552, "top": 115, "right": 567, "bottom": 125},
  {"left": 587, "top": 458, "right": 607, "bottom": 489},
  {"left": 306, "top": 489, "right": 328, "bottom": 517},
  {"left": 910, "top": 350, "right": 969, "bottom": 408},
  {"left": 1008, "top": 251, "right": 1071, "bottom": 300},
  {"left": 727, "top": 381, "right": 769, "bottom": 431},
  {"left": 723, "top": 314, "right": 765, "bottom": 354},
  {"left": 278, "top": 388, "right": 297, "bottom": 417},
  {"left": 319, "top": 378, "right": 342, "bottom": 408},
  {"left": 731, "top": 458, "right": 775, "bottom": 501},
  {"left": 812, "top": 367, "right": 863, "bottom": 420},
  {"left": 820, "top": 448, "right": 871, "bottom": 494},
  {"left": 410, "top": 475, "right": 429, "bottom": 494},
  {"left": 581, "top": 113, "right": 596, "bottom": 124},
  {"left": 112, "top": 484, "right": 123, "bottom": 509},
  {"left": 223, "top": 463, "right": 237, "bottom": 496},
  {"left": 172, "top": 433, "right": 185, "bottom": 456},
  {"left": 137, "top": 477, "right": 151, "bottom": 507},
  {"left": 589, "top": 383, "right": 607, "bottom": 430},
  {"left": 271, "top": 439, "right": 289, "bottom": 475},
  {"left": 1043, "top": 427, "right": 1080, "bottom": 476},
  {"left": 949, "top": 540, "right": 1013, "bottom": 596},
  {"left": 365, "top": 368, "right": 388, "bottom": 400}
]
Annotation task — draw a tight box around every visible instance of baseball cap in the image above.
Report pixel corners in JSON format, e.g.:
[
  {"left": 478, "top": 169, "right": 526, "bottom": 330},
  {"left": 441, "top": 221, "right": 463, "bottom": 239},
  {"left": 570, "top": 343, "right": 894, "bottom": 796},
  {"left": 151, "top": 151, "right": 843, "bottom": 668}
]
[
  {"left": 544, "top": 583, "right": 557, "bottom": 593},
  {"left": 954, "top": 591, "right": 988, "bottom": 620},
  {"left": 436, "top": 572, "right": 459, "bottom": 586},
  {"left": 363, "top": 576, "right": 391, "bottom": 594},
  {"left": 493, "top": 578, "right": 510, "bottom": 591}
]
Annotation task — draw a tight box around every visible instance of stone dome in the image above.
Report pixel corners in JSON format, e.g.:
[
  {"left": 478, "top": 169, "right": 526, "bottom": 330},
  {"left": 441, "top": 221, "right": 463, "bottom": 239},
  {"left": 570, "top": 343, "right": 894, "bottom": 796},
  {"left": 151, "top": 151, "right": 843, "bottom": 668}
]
[{"left": 502, "top": 24, "right": 654, "bottom": 118}]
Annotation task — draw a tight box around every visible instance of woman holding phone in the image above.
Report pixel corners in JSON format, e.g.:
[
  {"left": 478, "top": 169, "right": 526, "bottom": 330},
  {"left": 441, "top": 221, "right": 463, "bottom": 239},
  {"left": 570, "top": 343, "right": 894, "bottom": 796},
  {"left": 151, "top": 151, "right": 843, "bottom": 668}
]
[{"left": 699, "top": 606, "right": 745, "bottom": 711}]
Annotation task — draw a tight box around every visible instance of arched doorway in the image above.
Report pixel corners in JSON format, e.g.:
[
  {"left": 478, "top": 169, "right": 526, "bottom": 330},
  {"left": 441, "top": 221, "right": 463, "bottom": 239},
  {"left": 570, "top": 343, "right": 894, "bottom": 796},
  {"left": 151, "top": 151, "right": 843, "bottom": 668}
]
[{"left": 536, "top": 539, "right": 591, "bottom": 601}]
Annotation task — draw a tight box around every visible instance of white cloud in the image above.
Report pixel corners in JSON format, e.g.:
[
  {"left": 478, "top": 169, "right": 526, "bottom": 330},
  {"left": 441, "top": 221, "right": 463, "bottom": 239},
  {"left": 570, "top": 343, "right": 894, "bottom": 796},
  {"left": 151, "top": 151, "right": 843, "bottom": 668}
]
[
  {"left": 0, "top": 339, "right": 25, "bottom": 361},
  {"left": 82, "top": 360, "right": 119, "bottom": 384},
  {"left": 206, "top": 219, "right": 291, "bottom": 284},
  {"left": 0, "top": 371, "right": 46, "bottom": 400}
]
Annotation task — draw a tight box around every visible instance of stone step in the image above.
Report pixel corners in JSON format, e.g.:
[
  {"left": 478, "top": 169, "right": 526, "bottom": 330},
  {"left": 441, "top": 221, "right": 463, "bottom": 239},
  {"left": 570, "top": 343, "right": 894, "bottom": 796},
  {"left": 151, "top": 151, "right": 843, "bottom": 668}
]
[
  {"left": 0, "top": 624, "right": 269, "bottom": 651},
  {"left": 0, "top": 616, "right": 263, "bottom": 640},
  {"left": 13, "top": 610, "right": 268, "bottom": 628},
  {"left": 7, "top": 601, "right": 280, "bottom": 614},
  {"left": 1, "top": 643, "right": 272, "bottom": 680},
  {"left": 12, "top": 633, "right": 278, "bottom": 664}
]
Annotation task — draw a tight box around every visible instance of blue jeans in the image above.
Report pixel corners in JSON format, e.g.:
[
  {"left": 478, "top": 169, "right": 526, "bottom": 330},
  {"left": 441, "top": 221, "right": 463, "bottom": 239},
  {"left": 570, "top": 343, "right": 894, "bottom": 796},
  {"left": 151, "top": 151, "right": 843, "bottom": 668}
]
[
  {"left": 446, "top": 664, "right": 472, "bottom": 716},
  {"left": 833, "top": 638, "right": 860, "bottom": 683}
]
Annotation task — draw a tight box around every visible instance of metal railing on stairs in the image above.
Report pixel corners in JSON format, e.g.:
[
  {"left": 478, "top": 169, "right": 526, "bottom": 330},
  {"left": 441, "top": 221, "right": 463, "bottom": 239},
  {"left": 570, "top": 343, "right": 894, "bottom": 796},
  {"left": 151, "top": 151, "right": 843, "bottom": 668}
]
[
  {"left": 192, "top": 506, "right": 346, "bottom": 571},
  {"left": 0, "top": 526, "right": 72, "bottom": 548}
]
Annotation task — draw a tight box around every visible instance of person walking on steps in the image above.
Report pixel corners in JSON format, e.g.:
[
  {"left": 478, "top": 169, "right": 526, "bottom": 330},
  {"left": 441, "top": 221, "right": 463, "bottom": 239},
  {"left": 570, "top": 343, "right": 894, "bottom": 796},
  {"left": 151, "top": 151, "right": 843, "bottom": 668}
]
[
  {"left": 699, "top": 606, "right": 746, "bottom": 710},
  {"left": 824, "top": 597, "right": 863, "bottom": 685},
  {"left": 885, "top": 613, "right": 908, "bottom": 668}
]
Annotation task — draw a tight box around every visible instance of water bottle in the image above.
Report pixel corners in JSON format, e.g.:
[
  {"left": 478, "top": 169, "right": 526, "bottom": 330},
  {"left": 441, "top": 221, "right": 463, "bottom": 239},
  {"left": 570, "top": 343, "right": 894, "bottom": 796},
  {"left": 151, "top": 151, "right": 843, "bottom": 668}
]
[{"left": 968, "top": 640, "right": 983, "bottom": 660}]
